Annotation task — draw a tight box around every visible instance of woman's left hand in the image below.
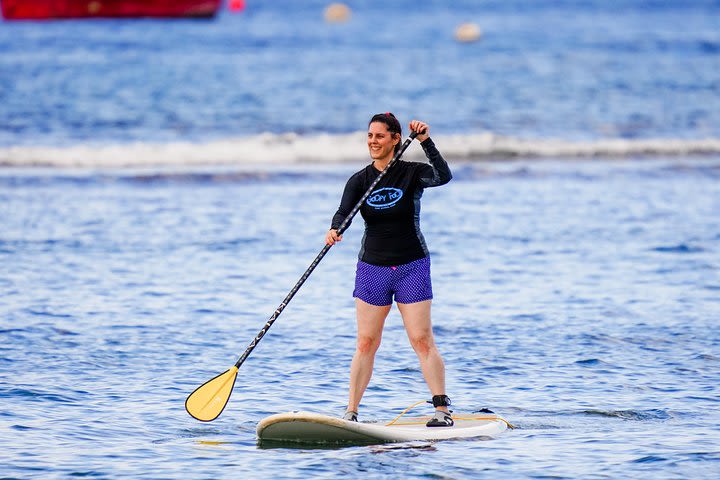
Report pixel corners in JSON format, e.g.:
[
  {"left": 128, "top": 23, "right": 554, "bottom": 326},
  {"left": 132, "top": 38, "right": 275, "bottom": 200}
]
[{"left": 409, "top": 120, "right": 430, "bottom": 142}]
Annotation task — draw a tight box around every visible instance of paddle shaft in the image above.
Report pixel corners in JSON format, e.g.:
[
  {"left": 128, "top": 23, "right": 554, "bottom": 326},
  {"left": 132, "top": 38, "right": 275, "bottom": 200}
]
[{"left": 233, "top": 131, "right": 419, "bottom": 369}]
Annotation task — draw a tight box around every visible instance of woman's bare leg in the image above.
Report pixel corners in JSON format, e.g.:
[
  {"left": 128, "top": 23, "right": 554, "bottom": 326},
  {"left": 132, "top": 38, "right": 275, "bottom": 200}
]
[
  {"left": 347, "top": 298, "right": 391, "bottom": 413},
  {"left": 397, "top": 299, "right": 449, "bottom": 413}
]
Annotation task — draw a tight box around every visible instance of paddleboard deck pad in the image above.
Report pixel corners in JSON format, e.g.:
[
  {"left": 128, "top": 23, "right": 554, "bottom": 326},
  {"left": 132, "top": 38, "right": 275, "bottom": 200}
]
[{"left": 257, "top": 411, "right": 509, "bottom": 444}]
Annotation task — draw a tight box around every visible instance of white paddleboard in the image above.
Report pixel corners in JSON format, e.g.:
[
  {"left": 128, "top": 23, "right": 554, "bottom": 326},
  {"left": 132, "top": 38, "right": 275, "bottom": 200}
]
[{"left": 256, "top": 411, "right": 509, "bottom": 444}]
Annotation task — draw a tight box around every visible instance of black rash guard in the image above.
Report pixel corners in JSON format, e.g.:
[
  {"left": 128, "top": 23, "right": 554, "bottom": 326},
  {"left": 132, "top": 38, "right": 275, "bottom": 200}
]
[{"left": 331, "top": 138, "right": 452, "bottom": 266}]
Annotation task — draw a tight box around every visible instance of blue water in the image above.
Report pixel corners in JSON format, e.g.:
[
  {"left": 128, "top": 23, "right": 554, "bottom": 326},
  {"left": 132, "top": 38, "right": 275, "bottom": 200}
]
[
  {"left": 1, "top": 0, "right": 719, "bottom": 148},
  {"left": 2, "top": 1, "right": 720, "bottom": 478},
  {"left": 1, "top": 159, "right": 719, "bottom": 477}
]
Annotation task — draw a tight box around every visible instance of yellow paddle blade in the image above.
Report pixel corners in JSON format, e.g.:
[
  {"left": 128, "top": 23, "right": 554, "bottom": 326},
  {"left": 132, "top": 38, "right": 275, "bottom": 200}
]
[{"left": 185, "top": 366, "right": 239, "bottom": 422}]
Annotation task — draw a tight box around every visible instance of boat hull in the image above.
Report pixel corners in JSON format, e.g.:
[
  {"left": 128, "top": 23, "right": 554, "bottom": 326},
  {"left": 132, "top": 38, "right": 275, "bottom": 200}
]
[{"left": 1, "top": 0, "right": 221, "bottom": 20}]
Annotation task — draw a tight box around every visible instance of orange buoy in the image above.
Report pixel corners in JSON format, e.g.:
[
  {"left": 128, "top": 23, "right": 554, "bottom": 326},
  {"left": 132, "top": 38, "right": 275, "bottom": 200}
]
[
  {"left": 324, "top": 3, "right": 351, "bottom": 23},
  {"left": 455, "top": 23, "right": 482, "bottom": 43}
]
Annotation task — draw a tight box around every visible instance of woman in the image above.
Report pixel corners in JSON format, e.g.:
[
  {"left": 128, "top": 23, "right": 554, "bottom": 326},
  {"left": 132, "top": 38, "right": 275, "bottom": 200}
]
[{"left": 326, "top": 112, "right": 454, "bottom": 427}]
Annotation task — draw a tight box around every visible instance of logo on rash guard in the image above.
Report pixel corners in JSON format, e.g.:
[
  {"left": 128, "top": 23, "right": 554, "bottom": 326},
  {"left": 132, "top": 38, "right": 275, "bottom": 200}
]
[{"left": 367, "top": 187, "right": 403, "bottom": 209}]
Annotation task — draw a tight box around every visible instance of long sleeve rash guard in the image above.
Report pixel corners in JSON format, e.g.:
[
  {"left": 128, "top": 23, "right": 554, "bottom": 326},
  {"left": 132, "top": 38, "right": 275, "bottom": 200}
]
[{"left": 331, "top": 138, "right": 452, "bottom": 266}]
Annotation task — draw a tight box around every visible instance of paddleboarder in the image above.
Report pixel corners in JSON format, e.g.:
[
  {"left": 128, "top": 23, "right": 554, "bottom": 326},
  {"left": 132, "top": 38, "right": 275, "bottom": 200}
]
[{"left": 326, "top": 113, "right": 454, "bottom": 427}]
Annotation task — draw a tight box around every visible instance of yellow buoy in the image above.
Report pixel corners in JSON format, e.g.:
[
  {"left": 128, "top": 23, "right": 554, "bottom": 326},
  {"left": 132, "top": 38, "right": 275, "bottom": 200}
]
[
  {"left": 455, "top": 23, "right": 482, "bottom": 43},
  {"left": 324, "top": 3, "right": 351, "bottom": 23}
]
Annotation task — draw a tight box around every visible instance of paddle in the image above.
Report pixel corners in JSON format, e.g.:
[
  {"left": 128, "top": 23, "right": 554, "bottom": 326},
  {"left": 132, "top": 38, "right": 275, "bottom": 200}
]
[{"left": 185, "top": 130, "right": 421, "bottom": 421}]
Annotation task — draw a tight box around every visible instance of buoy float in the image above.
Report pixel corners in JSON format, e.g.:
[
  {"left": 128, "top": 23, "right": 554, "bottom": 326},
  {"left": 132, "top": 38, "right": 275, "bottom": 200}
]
[
  {"left": 324, "top": 3, "right": 351, "bottom": 23},
  {"left": 229, "top": 0, "right": 246, "bottom": 12},
  {"left": 454, "top": 23, "right": 482, "bottom": 43}
]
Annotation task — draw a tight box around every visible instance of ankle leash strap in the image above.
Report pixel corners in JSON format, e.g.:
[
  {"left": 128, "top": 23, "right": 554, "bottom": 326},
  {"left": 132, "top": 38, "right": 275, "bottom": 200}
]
[{"left": 429, "top": 395, "right": 451, "bottom": 408}]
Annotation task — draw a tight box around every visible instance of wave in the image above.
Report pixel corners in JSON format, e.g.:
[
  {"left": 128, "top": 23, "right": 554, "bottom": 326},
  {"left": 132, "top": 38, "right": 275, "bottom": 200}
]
[
  {"left": 1, "top": 132, "right": 720, "bottom": 168},
  {"left": 575, "top": 409, "right": 672, "bottom": 421}
]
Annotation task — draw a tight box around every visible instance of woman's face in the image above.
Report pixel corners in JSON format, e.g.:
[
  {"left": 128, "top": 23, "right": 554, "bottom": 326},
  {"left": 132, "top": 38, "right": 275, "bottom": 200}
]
[{"left": 367, "top": 122, "right": 399, "bottom": 162}]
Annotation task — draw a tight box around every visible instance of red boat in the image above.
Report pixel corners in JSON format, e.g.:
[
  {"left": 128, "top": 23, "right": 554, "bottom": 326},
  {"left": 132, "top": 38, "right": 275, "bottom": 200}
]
[{"left": 1, "top": 0, "right": 222, "bottom": 19}]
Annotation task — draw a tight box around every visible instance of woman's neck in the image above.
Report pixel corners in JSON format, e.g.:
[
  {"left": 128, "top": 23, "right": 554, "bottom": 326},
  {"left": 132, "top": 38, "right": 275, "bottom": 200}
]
[{"left": 372, "top": 154, "right": 393, "bottom": 171}]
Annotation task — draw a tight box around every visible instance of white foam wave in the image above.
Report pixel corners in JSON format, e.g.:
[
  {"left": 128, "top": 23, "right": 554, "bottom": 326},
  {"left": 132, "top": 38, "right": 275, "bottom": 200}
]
[{"left": 1, "top": 132, "right": 719, "bottom": 168}]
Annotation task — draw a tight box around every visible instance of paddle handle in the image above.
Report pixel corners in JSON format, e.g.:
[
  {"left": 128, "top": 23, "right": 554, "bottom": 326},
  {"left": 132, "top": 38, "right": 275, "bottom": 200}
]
[{"left": 234, "top": 131, "right": 419, "bottom": 368}]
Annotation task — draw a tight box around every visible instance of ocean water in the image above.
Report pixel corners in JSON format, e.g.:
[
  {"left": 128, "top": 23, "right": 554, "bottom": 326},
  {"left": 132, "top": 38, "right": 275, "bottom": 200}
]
[
  {"left": 1, "top": 159, "right": 719, "bottom": 478},
  {"left": 1, "top": 1, "right": 720, "bottom": 478},
  {"left": 1, "top": 0, "right": 720, "bottom": 166}
]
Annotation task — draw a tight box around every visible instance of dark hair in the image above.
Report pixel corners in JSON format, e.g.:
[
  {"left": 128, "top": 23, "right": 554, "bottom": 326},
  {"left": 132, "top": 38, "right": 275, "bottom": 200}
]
[{"left": 369, "top": 112, "right": 402, "bottom": 154}]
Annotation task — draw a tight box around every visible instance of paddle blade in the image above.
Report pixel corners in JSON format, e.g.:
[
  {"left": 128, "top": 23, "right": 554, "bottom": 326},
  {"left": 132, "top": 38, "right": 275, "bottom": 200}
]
[{"left": 185, "top": 366, "right": 238, "bottom": 422}]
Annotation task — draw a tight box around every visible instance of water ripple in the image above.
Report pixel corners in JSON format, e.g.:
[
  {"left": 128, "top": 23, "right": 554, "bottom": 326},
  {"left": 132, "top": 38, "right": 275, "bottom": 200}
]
[{"left": 1, "top": 158, "right": 719, "bottom": 477}]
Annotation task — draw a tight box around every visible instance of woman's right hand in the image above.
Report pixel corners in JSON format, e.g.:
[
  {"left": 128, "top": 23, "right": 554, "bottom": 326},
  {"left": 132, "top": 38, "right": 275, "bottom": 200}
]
[{"left": 326, "top": 229, "right": 343, "bottom": 245}]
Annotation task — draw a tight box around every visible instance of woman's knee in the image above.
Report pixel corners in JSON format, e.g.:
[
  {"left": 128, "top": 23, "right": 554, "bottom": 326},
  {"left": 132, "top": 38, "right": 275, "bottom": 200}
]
[
  {"left": 356, "top": 335, "right": 381, "bottom": 355},
  {"left": 409, "top": 333, "right": 435, "bottom": 357}
]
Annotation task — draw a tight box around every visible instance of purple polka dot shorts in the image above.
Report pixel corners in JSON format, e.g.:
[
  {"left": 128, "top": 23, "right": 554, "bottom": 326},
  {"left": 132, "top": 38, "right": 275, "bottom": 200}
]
[{"left": 353, "top": 257, "right": 433, "bottom": 306}]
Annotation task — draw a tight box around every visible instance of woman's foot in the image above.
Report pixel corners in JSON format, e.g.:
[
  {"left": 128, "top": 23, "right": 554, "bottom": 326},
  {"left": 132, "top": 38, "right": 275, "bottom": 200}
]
[
  {"left": 343, "top": 411, "right": 358, "bottom": 422},
  {"left": 426, "top": 409, "right": 454, "bottom": 427}
]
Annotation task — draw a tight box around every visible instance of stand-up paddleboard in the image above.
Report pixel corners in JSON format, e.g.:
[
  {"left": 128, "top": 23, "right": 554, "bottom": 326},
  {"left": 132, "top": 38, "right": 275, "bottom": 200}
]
[{"left": 257, "top": 411, "right": 510, "bottom": 444}]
